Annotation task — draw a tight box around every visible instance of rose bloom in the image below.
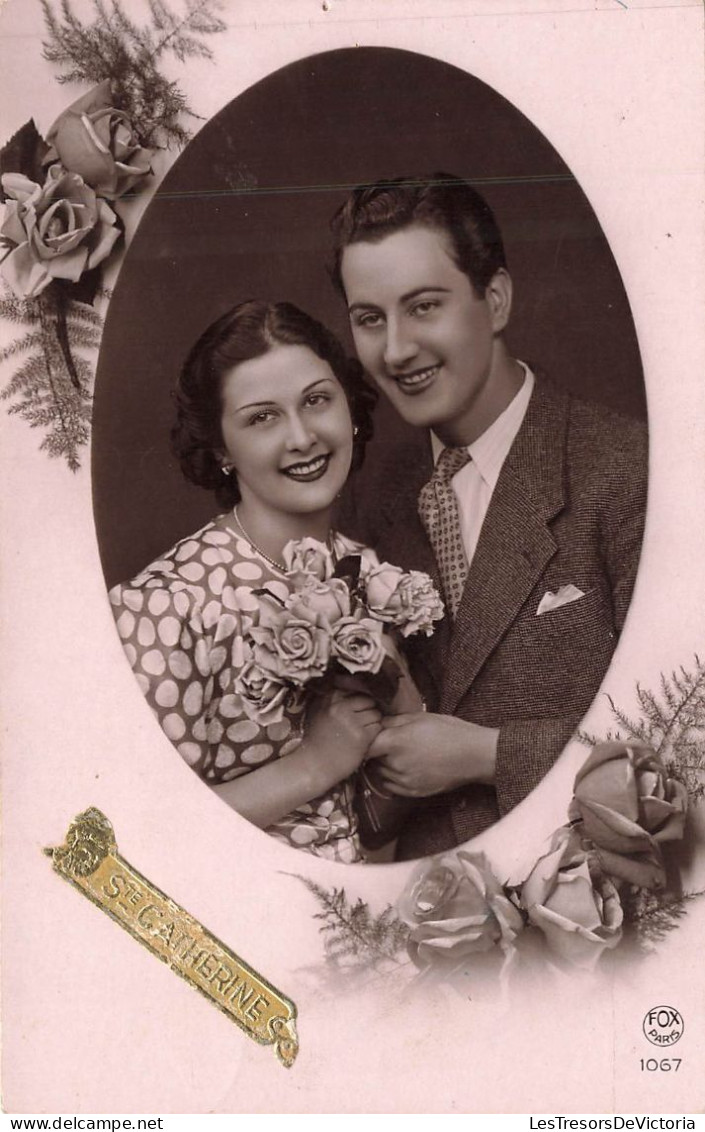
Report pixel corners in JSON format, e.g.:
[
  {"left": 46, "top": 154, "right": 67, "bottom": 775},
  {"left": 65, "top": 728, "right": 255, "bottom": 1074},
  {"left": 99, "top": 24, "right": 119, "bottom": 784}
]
[
  {"left": 249, "top": 596, "right": 330, "bottom": 686},
  {"left": 45, "top": 80, "right": 154, "bottom": 200},
  {"left": 282, "top": 537, "right": 335, "bottom": 581},
  {"left": 234, "top": 657, "right": 291, "bottom": 726},
  {"left": 0, "top": 166, "right": 120, "bottom": 299},
  {"left": 569, "top": 741, "right": 686, "bottom": 887},
  {"left": 285, "top": 574, "right": 350, "bottom": 626},
  {"left": 330, "top": 615, "right": 385, "bottom": 675},
  {"left": 398, "top": 851, "right": 524, "bottom": 974},
  {"left": 571, "top": 741, "right": 688, "bottom": 847},
  {"left": 365, "top": 562, "right": 444, "bottom": 637},
  {"left": 520, "top": 827, "right": 623, "bottom": 968}
]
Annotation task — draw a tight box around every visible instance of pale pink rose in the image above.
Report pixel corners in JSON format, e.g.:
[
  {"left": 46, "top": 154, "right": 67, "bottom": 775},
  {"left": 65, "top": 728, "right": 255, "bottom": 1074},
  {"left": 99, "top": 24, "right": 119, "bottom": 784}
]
[
  {"left": 282, "top": 537, "right": 335, "bottom": 581},
  {"left": 585, "top": 841, "right": 666, "bottom": 890},
  {"left": 330, "top": 616, "right": 385, "bottom": 675},
  {"left": 398, "top": 851, "right": 524, "bottom": 974},
  {"left": 363, "top": 561, "right": 405, "bottom": 603},
  {"left": 285, "top": 574, "right": 350, "bottom": 626},
  {"left": 234, "top": 659, "right": 291, "bottom": 726},
  {"left": 249, "top": 597, "right": 330, "bottom": 686},
  {"left": 365, "top": 562, "right": 444, "bottom": 637},
  {"left": 570, "top": 741, "right": 688, "bottom": 849},
  {"left": 0, "top": 165, "right": 120, "bottom": 298},
  {"left": 568, "top": 742, "right": 686, "bottom": 888},
  {"left": 45, "top": 80, "right": 154, "bottom": 200},
  {"left": 520, "top": 827, "right": 623, "bottom": 968}
]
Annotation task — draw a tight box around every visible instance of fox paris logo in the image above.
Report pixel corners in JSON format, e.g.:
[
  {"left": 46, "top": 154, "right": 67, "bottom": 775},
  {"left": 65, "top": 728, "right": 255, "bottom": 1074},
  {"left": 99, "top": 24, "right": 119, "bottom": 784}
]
[{"left": 642, "top": 1006, "right": 684, "bottom": 1046}]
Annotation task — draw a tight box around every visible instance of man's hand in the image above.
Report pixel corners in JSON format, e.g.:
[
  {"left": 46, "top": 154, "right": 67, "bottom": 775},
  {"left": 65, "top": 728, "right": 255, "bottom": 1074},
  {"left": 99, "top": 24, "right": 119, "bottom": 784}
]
[{"left": 366, "top": 712, "right": 499, "bottom": 797}]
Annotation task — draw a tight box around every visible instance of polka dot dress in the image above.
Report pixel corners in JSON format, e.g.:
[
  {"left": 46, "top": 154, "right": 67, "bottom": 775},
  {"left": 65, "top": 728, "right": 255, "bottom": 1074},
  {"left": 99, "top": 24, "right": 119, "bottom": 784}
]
[{"left": 109, "top": 514, "right": 371, "bottom": 864}]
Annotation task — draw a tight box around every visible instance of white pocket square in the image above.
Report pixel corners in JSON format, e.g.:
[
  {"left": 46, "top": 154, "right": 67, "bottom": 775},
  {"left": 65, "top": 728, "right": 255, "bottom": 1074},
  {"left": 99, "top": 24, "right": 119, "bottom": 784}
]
[{"left": 536, "top": 584, "right": 586, "bottom": 616}]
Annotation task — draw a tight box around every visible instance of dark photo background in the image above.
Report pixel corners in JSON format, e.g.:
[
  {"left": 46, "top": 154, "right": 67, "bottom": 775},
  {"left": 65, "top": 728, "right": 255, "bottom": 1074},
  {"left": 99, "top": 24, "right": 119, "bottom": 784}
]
[{"left": 93, "top": 47, "right": 645, "bottom": 588}]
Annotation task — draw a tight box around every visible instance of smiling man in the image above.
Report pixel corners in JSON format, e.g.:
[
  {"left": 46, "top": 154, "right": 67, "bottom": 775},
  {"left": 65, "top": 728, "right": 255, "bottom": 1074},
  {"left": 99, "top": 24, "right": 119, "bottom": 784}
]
[{"left": 332, "top": 174, "right": 648, "bottom": 860}]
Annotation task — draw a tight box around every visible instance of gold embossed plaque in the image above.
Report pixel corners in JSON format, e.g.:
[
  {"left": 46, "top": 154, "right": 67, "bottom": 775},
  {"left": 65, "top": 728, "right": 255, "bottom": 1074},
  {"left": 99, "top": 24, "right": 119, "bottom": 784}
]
[{"left": 46, "top": 808, "right": 298, "bottom": 1068}]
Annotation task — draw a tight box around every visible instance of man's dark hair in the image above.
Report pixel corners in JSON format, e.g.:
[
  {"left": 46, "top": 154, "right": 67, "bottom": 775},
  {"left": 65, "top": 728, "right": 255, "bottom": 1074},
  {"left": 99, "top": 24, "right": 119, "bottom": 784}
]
[
  {"left": 330, "top": 173, "right": 507, "bottom": 298},
  {"left": 171, "top": 299, "right": 376, "bottom": 507}
]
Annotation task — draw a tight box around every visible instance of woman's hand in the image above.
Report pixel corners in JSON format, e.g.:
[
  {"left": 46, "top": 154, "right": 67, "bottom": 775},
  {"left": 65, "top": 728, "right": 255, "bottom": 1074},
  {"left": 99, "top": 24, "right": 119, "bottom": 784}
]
[
  {"left": 215, "top": 689, "right": 381, "bottom": 829},
  {"left": 303, "top": 688, "right": 382, "bottom": 789},
  {"left": 367, "top": 712, "right": 499, "bottom": 796}
]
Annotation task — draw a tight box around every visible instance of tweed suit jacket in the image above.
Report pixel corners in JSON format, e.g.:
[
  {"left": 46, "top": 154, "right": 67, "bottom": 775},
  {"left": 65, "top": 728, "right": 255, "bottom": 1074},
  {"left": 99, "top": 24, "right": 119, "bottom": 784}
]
[{"left": 338, "top": 377, "right": 648, "bottom": 860}]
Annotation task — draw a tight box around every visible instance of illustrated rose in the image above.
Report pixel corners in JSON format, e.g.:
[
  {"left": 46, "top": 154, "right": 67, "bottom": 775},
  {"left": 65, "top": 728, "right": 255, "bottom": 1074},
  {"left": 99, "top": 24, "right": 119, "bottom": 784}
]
[
  {"left": 365, "top": 563, "right": 444, "bottom": 637},
  {"left": 234, "top": 656, "right": 291, "bottom": 726},
  {"left": 520, "top": 826, "right": 623, "bottom": 968},
  {"left": 570, "top": 741, "right": 688, "bottom": 851},
  {"left": 44, "top": 80, "right": 154, "bottom": 201},
  {"left": 249, "top": 596, "right": 330, "bottom": 685},
  {"left": 398, "top": 850, "right": 524, "bottom": 973},
  {"left": 282, "top": 537, "right": 335, "bottom": 581},
  {"left": 285, "top": 575, "right": 351, "bottom": 626},
  {"left": 0, "top": 166, "right": 120, "bottom": 299},
  {"left": 584, "top": 840, "right": 666, "bottom": 890},
  {"left": 330, "top": 616, "right": 386, "bottom": 675}
]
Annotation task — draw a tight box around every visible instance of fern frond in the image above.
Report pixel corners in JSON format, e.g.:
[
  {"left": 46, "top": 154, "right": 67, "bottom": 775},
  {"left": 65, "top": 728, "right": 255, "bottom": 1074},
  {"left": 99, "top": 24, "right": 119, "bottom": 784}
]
[
  {"left": 64, "top": 307, "right": 104, "bottom": 330},
  {"left": 584, "top": 660, "right": 705, "bottom": 801},
  {"left": 0, "top": 290, "right": 45, "bottom": 327},
  {"left": 622, "top": 887, "right": 705, "bottom": 952},
  {"left": 1, "top": 287, "right": 101, "bottom": 470},
  {"left": 293, "top": 874, "right": 410, "bottom": 972},
  {"left": 577, "top": 726, "right": 623, "bottom": 747},
  {"left": 0, "top": 331, "right": 49, "bottom": 363},
  {"left": 40, "top": 0, "right": 225, "bottom": 148}
]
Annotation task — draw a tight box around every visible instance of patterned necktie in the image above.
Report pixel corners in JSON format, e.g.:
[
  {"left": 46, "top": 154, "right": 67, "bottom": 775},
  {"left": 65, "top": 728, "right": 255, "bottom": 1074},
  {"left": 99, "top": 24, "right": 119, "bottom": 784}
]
[{"left": 417, "top": 445, "right": 471, "bottom": 617}]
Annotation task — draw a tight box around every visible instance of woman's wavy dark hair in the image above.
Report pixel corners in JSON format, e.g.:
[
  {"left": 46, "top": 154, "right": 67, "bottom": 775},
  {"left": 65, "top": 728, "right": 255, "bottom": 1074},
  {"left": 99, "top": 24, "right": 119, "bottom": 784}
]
[{"left": 171, "top": 300, "right": 377, "bottom": 508}]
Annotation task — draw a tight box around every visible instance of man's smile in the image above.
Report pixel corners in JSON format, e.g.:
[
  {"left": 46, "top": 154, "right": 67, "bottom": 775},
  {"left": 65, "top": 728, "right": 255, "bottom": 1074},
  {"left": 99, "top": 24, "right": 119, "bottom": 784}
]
[{"left": 389, "top": 364, "right": 440, "bottom": 394}]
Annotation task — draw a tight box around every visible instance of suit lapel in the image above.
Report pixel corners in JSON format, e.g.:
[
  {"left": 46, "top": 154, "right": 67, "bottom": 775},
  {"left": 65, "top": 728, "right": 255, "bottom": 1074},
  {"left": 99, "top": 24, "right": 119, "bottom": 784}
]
[{"left": 440, "top": 379, "right": 570, "bottom": 715}]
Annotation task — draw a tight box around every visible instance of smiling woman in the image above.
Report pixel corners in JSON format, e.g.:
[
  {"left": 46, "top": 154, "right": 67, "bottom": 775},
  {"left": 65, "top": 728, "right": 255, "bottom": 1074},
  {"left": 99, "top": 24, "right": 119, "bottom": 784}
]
[
  {"left": 107, "top": 300, "right": 389, "bottom": 862},
  {"left": 219, "top": 345, "right": 354, "bottom": 539}
]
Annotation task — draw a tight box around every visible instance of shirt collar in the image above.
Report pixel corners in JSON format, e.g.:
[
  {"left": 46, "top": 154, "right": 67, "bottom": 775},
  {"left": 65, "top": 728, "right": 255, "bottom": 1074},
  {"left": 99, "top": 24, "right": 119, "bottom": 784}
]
[{"left": 431, "top": 363, "right": 535, "bottom": 490}]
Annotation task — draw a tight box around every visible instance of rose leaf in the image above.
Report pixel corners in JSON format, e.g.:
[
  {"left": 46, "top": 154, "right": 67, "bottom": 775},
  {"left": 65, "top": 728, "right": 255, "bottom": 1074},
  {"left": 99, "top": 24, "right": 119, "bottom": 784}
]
[
  {"left": 333, "top": 554, "right": 362, "bottom": 586},
  {"left": 0, "top": 119, "right": 51, "bottom": 195},
  {"left": 60, "top": 266, "right": 102, "bottom": 307}
]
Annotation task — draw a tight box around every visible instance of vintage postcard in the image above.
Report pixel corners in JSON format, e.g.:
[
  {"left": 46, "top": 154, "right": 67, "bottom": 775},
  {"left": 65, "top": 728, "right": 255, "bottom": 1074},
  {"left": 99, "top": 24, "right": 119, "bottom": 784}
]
[{"left": 2, "top": 0, "right": 704, "bottom": 1115}]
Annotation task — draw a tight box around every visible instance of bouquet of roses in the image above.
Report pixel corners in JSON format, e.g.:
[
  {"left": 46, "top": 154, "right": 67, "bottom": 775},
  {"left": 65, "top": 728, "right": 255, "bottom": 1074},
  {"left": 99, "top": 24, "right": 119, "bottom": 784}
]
[
  {"left": 233, "top": 538, "right": 443, "bottom": 849},
  {"left": 234, "top": 537, "right": 443, "bottom": 727}
]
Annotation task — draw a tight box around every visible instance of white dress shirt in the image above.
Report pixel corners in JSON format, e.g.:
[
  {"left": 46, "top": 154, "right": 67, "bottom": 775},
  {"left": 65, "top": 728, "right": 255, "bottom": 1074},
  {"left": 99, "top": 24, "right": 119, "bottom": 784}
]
[{"left": 430, "top": 364, "right": 535, "bottom": 568}]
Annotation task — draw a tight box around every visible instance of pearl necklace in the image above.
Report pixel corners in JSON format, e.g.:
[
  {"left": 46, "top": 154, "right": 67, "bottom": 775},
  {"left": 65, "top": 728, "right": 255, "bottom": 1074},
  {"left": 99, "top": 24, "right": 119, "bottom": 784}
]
[
  {"left": 231, "top": 507, "right": 338, "bottom": 574},
  {"left": 231, "top": 507, "right": 287, "bottom": 573}
]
